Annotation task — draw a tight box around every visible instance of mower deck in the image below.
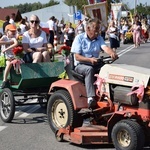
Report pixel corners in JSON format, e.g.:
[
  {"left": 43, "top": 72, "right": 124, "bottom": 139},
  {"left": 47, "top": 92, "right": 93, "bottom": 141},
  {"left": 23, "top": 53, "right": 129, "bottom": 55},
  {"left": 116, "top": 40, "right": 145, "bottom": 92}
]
[{"left": 57, "top": 125, "right": 109, "bottom": 145}]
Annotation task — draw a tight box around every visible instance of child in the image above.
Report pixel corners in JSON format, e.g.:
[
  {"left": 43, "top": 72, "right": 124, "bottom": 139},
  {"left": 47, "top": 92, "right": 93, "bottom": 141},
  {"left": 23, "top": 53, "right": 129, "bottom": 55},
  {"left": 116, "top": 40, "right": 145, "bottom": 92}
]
[
  {"left": 0, "top": 24, "right": 18, "bottom": 88},
  {"left": 47, "top": 43, "right": 54, "bottom": 61}
]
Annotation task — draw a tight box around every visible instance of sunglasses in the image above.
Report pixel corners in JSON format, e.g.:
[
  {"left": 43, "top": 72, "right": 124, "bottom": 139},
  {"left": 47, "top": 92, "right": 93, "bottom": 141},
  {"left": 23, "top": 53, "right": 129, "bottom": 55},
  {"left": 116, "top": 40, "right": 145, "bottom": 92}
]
[{"left": 30, "top": 20, "right": 39, "bottom": 24}]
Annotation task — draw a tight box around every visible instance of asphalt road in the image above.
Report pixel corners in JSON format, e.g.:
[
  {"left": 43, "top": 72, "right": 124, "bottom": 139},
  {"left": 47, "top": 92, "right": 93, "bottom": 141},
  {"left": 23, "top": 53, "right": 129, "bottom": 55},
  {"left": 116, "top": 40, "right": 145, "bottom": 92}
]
[{"left": 0, "top": 42, "right": 150, "bottom": 150}]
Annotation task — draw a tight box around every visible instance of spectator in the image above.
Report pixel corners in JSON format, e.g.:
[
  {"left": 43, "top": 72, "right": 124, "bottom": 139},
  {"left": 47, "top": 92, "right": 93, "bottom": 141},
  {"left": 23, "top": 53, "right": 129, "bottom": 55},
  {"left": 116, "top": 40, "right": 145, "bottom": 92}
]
[
  {"left": 22, "top": 14, "right": 50, "bottom": 63},
  {"left": 0, "top": 32, "right": 3, "bottom": 49},
  {"left": 75, "top": 20, "right": 85, "bottom": 35},
  {"left": 71, "top": 18, "right": 118, "bottom": 109},
  {"left": 2, "top": 15, "right": 10, "bottom": 34},
  {"left": 120, "top": 21, "right": 129, "bottom": 42},
  {"left": 64, "top": 22, "right": 75, "bottom": 47},
  {"left": 107, "top": 20, "right": 120, "bottom": 52},
  {"left": 47, "top": 16, "right": 55, "bottom": 46},
  {"left": 19, "top": 18, "right": 28, "bottom": 34},
  {"left": 9, "top": 13, "right": 16, "bottom": 25},
  {"left": 130, "top": 20, "right": 141, "bottom": 48},
  {"left": 23, "top": 16, "right": 30, "bottom": 30},
  {"left": 57, "top": 19, "right": 65, "bottom": 44},
  {"left": 100, "top": 22, "right": 107, "bottom": 41},
  {"left": 141, "top": 19, "right": 149, "bottom": 42},
  {"left": 47, "top": 43, "right": 54, "bottom": 61},
  {"left": 0, "top": 24, "right": 18, "bottom": 89}
]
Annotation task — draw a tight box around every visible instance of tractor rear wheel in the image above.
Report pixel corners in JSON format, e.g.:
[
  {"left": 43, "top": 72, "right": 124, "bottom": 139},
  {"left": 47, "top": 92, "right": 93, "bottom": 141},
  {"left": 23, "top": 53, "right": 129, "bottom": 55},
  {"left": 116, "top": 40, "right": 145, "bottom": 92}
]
[
  {"left": 111, "top": 119, "right": 145, "bottom": 150},
  {"left": 47, "top": 89, "right": 83, "bottom": 133},
  {"left": 0, "top": 88, "right": 15, "bottom": 123}
]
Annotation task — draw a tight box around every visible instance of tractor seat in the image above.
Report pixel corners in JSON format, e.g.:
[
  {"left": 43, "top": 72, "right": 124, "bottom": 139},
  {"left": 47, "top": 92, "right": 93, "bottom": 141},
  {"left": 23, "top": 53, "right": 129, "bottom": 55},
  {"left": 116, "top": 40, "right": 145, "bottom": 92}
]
[{"left": 65, "top": 53, "right": 84, "bottom": 83}]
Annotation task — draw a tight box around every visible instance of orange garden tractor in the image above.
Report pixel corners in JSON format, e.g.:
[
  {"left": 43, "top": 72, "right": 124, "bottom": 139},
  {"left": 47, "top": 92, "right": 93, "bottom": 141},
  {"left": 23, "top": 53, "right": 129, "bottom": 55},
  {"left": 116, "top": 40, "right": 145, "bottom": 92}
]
[{"left": 47, "top": 55, "right": 150, "bottom": 150}]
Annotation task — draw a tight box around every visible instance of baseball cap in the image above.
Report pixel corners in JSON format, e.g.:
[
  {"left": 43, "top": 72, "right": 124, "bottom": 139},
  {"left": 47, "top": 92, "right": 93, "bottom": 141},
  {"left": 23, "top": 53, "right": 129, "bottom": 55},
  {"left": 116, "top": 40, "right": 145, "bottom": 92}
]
[{"left": 5, "top": 24, "right": 17, "bottom": 32}]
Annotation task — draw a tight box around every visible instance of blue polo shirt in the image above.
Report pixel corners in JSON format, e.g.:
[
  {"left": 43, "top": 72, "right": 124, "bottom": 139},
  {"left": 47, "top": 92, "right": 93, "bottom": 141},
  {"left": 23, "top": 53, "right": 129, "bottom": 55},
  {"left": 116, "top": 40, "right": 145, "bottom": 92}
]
[{"left": 71, "top": 32, "right": 106, "bottom": 66}]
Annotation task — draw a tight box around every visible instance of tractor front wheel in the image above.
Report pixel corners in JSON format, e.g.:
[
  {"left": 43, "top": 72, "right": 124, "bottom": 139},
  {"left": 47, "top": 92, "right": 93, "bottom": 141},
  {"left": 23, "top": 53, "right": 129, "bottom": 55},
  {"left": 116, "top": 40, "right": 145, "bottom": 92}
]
[
  {"left": 47, "top": 89, "right": 83, "bottom": 133},
  {"left": 111, "top": 120, "right": 145, "bottom": 150}
]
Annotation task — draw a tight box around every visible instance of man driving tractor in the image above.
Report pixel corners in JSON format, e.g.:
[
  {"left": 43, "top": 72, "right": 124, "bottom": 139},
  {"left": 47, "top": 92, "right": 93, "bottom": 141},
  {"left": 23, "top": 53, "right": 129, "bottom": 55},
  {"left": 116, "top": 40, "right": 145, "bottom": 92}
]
[{"left": 71, "top": 18, "right": 118, "bottom": 109}]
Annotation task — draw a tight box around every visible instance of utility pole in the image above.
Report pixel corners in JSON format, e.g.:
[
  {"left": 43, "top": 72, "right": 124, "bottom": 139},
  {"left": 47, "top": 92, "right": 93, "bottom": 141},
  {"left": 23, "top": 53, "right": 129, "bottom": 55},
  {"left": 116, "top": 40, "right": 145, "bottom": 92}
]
[{"left": 134, "top": 0, "right": 137, "bottom": 14}]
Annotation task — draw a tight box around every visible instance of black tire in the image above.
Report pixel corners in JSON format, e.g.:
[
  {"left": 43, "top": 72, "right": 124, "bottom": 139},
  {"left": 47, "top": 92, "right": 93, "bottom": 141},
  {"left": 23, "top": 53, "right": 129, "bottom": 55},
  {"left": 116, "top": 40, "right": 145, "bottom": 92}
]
[
  {"left": 47, "top": 90, "right": 83, "bottom": 133},
  {"left": 111, "top": 120, "right": 145, "bottom": 150},
  {"left": 0, "top": 88, "right": 15, "bottom": 123}
]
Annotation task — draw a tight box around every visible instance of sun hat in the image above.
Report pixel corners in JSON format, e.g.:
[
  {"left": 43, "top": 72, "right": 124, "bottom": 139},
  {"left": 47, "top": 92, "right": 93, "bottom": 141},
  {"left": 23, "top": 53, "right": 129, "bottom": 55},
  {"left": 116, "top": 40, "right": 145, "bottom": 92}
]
[{"left": 5, "top": 24, "right": 17, "bottom": 32}]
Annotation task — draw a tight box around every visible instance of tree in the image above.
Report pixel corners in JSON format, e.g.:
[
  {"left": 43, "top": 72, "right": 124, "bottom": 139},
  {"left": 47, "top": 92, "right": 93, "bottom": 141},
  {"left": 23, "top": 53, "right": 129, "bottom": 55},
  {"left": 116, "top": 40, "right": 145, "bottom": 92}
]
[
  {"left": 4, "top": 0, "right": 59, "bottom": 14},
  {"left": 130, "top": 3, "right": 150, "bottom": 17}
]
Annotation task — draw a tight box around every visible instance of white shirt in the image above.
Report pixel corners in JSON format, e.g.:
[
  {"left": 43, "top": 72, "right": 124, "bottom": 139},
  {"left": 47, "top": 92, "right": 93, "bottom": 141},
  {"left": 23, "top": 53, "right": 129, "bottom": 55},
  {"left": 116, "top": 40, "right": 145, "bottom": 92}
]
[
  {"left": 19, "top": 24, "right": 27, "bottom": 34},
  {"left": 109, "top": 27, "right": 117, "bottom": 39},
  {"left": 76, "top": 23, "right": 84, "bottom": 34},
  {"left": 1, "top": 35, "right": 15, "bottom": 59},
  {"left": 9, "top": 18, "right": 15, "bottom": 25},
  {"left": 47, "top": 20, "right": 55, "bottom": 31},
  {"left": 22, "top": 31, "right": 47, "bottom": 49},
  {"left": 122, "top": 25, "right": 128, "bottom": 31}
]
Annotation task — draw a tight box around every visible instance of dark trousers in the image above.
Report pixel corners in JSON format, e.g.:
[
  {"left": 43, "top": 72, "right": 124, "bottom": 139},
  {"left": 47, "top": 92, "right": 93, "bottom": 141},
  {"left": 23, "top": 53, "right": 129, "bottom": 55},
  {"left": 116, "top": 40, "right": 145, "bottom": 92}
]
[
  {"left": 49, "top": 30, "right": 54, "bottom": 46},
  {"left": 66, "top": 40, "right": 73, "bottom": 47},
  {"left": 101, "top": 31, "right": 106, "bottom": 41}
]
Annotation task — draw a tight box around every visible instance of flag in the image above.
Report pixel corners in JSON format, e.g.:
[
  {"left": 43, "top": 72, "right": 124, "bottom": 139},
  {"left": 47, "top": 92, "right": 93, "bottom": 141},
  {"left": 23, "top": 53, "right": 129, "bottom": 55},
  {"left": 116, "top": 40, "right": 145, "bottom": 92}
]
[
  {"left": 111, "top": 3, "right": 122, "bottom": 21},
  {"left": 84, "top": 1, "right": 108, "bottom": 26}
]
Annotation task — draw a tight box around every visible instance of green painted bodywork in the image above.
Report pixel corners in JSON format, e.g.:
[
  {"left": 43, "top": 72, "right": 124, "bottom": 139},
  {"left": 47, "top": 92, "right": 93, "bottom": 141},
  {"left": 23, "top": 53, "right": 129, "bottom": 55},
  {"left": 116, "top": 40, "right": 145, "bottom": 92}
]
[{"left": 0, "top": 62, "right": 64, "bottom": 92}]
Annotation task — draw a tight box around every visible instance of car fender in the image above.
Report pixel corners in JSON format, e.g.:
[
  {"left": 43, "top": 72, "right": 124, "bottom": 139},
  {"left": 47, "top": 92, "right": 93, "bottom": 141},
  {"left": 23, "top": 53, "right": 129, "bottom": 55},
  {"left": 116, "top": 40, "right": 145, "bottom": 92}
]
[{"left": 49, "top": 79, "right": 88, "bottom": 110}]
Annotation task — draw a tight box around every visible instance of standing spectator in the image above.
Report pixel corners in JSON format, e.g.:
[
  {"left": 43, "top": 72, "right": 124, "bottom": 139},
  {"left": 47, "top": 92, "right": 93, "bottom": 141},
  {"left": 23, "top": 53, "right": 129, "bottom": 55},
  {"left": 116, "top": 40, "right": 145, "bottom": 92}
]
[
  {"left": 22, "top": 14, "right": 50, "bottom": 63},
  {"left": 130, "top": 20, "right": 141, "bottom": 48},
  {"left": 64, "top": 22, "right": 75, "bottom": 47},
  {"left": 75, "top": 20, "right": 85, "bottom": 35},
  {"left": 120, "top": 21, "right": 129, "bottom": 42},
  {"left": 24, "top": 16, "right": 30, "bottom": 30},
  {"left": 2, "top": 15, "right": 10, "bottom": 34},
  {"left": 141, "top": 19, "right": 149, "bottom": 42},
  {"left": 9, "top": 13, "right": 16, "bottom": 25},
  {"left": 100, "top": 22, "right": 107, "bottom": 41},
  {"left": 47, "top": 16, "right": 55, "bottom": 46},
  {"left": 19, "top": 18, "right": 28, "bottom": 34},
  {"left": 0, "top": 24, "right": 18, "bottom": 89},
  {"left": 107, "top": 21, "right": 119, "bottom": 52},
  {"left": 57, "top": 19, "right": 65, "bottom": 44}
]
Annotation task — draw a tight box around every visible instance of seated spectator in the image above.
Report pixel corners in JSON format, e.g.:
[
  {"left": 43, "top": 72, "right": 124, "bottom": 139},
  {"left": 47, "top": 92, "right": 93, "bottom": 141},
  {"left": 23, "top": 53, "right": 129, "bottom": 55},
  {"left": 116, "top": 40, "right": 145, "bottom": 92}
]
[
  {"left": 0, "top": 24, "right": 18, "bottom": 88},
  {"left": 22, "top": 14, "right": 50, "bottom": 63},
  {"left": 47, "top": 43, "right": 54, "bottom": 60}
]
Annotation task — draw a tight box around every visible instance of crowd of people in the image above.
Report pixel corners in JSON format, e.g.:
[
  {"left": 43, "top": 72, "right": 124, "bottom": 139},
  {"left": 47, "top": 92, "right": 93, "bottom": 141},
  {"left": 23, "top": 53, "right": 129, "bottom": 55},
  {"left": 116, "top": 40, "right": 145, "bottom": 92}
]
[{"left": 0, "top": 12, "right": 150, "bottom": 107}]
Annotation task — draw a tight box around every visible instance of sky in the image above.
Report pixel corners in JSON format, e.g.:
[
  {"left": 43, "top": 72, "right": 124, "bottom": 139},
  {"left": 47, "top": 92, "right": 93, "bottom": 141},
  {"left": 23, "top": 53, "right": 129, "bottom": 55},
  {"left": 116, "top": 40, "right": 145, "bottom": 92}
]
[
  {"left": 0, "top": 0, "right": 149, "bottom": 9},
  {"left": 122, "top": 0, "right": 150, "bottom": 9}
]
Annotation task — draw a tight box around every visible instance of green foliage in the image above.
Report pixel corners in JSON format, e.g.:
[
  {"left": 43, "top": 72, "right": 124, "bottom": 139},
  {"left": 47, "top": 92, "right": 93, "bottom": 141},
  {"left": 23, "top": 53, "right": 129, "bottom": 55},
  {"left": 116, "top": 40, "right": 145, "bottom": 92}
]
[
  {"left": 64, "top": 0, "right": 88, "bottom": 13},
  {"left": 131, "top": 3, "right": 150, "bottom": 15},
  {"left": 3, "top": 0, "right": 59, "bottom": 14}
]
